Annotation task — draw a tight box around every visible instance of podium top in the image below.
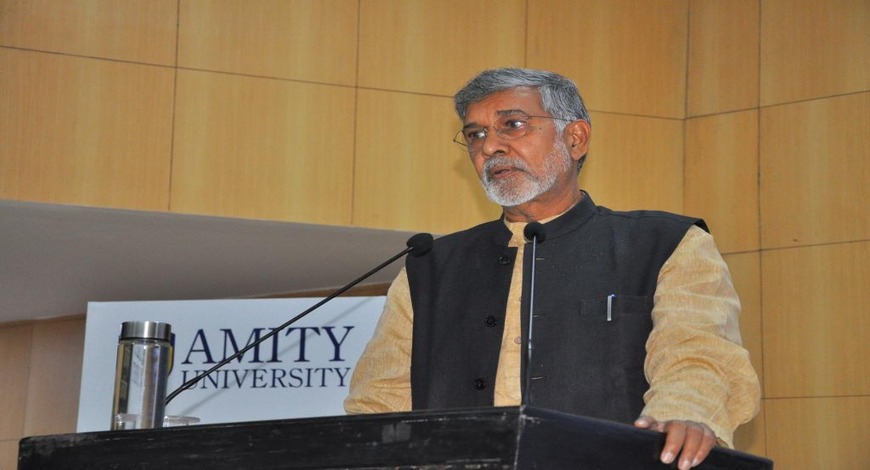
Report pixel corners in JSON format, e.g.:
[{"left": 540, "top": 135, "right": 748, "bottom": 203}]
[{"left": 19, "top": 406, "right": 772, "bottom": 469}]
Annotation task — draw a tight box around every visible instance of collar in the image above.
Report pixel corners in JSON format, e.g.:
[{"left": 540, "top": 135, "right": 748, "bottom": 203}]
[{"left": 497, "top": 191, "right": 598, "bottom": 244}]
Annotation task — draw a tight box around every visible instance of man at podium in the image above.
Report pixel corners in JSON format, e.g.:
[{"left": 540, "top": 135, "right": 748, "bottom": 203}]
[{"left": 345, "top": 68, "right": 760, "bottom": 470}]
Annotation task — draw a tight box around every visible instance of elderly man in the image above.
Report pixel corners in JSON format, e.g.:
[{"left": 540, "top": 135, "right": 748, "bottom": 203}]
[{"left": 345, "top": 68, "right": 760, "bottom": 470}]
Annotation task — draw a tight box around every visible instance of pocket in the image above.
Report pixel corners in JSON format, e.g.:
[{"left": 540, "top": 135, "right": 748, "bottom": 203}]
[{"left": 579, "top": 294, "right": 653, "bottom": 321}]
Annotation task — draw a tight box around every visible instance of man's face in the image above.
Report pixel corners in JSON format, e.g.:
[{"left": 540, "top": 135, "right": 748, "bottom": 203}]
[{"left": 462, "top": 87, "right": 578, "bottom": 208}]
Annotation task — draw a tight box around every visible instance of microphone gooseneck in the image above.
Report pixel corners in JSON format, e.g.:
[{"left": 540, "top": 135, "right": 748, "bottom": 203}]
[
  {"left": 522, "top": 222, "right": 546, "bottom": 407},
  {"left": 165, "top": 233, "right": 434, "bottom": 405}
]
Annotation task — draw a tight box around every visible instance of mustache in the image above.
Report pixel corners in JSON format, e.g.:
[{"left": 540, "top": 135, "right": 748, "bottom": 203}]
[{"left": 482, "top": 156, "right": 531, "bottom": 182}]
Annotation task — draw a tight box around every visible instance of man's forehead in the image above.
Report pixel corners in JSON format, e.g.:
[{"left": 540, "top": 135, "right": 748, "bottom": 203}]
[{"left": 463, "top": 87, "right": 544, "bottom": 123}]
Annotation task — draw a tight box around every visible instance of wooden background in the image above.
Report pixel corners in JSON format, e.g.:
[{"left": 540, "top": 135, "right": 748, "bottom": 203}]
[{"left": 1, "top": 1, "right": 868, "bottom": 468}]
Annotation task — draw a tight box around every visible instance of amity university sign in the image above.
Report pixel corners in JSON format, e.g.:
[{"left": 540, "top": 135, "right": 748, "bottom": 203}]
[{"left": 77, "top": 297, "right": 384, "bottom": 432}]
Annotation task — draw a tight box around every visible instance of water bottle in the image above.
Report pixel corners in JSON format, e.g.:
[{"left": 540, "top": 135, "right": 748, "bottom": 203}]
[{"left": 111, "top": 321, "right": 172, "bottom": 430}]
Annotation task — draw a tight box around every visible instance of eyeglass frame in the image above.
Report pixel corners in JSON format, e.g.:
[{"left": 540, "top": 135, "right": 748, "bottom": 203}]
[{"left": 452, "top": 113, "right": 576, "bottom": 152}]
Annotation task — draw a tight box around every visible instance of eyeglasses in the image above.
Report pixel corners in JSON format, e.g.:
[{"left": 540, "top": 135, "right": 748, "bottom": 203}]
[{"left": 453, "top": 113, "right": 573, "bottom": 153}]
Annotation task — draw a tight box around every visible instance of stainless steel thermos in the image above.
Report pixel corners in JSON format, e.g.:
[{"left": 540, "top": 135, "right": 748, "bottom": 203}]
[{"left": 111, "top": 320, "right": 172, "bottom": 430}]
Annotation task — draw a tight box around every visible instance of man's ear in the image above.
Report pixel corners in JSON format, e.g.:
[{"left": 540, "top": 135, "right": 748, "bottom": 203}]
[{"left": 566, "top": 120, "right": 591, "bottom": 162}]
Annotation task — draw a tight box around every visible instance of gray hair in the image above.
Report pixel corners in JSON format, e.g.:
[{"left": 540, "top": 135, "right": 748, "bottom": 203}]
[{"left": 454, "top": 68, "right": 591, "bottom": 134}]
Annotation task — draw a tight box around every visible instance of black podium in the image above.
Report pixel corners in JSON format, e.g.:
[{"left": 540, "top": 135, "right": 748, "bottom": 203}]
[{"left": 18, "top": 406, "right": 772, "bottom": 469}]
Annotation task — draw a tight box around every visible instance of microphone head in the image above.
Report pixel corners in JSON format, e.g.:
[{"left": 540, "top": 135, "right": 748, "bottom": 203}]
[
  {"left": 407, "top": 233, "right": 434, "bottom": 257},
  {"left": 523, "top": 222, "right": 547, "bottom": 243}
]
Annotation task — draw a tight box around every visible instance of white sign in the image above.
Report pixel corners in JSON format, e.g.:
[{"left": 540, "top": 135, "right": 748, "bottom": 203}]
[{"left": 77, "top": 297, "right": 384, "bottom": 432}]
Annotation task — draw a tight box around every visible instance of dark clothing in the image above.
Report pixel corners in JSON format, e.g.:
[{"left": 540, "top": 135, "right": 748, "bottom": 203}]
[{"left": 406, "top": 193, "right": 705, "bottom": 424}]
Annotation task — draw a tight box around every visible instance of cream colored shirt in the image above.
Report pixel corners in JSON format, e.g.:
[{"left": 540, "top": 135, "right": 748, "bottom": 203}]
[{"left": 344, "top": 224, "right": 760, "bottom": 448}]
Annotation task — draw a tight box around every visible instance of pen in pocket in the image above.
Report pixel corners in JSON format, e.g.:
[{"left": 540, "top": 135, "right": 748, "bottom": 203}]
[{"left": 606, "top": 294, "right": 615, "bottom": 322}]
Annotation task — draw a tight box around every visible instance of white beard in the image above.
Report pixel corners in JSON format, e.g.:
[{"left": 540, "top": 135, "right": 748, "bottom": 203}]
[{"left": 480, "top": 139, "right": 572, "bottom": 207}]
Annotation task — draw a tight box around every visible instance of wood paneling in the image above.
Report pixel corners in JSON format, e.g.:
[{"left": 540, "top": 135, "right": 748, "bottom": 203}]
[
  {"left": 352, "top": 89, "right": 501, "bottom": 233},
  {"left": 759, "top": 93, "right": 870, "bottom": 249},
  {"left": 178, "top": 0, "right": 358, "bottom": 85},
  {"left": 23, "top": 318, "right": 85, "bottom": 436},
  {"left": 528, "top": 0, "right": 688, "bottom": 118},
  {"left": 0, "top": 48, "right": 174, "bottom": 210},
  {"left": 687, "top": 0, "right": 759, "bottom": 116},
  {"left": 170, "top": 70, "right": 355, "bottom": 225},
  {"left": 0, "top": 439, "right": 20, "bottom": 470},
  {"left": 0, "top": 0, "right": 177, "bottom": 65},
  {"left": 578, "top": 113, "right": 684, "bottom": 213},
  {"left": 766, "top": 396, "right": 870, "bottom": 469},
  {"left": 760, "top": 0, "right": 870, "bottom": 106},
  {"left": 685, "top": 111, "right": 759, "bottom": 254},
  {"left": 762, "top": 242, "right": 870, "bottom": 398},
  {"left": 0, "top": 325, "right": 32, "bottom": 439},
  {"left": 358, "top": 0, "right": 525, "bottom": 96}
]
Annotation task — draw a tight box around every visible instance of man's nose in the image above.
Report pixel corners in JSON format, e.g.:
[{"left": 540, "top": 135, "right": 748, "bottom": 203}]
[{"left": 479, "top": 131, "right": 509, "bottom": 157}]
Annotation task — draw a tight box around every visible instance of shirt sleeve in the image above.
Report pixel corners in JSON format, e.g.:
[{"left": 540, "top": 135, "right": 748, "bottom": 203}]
[
  {"left": 343, "top": 267, "right": 414, "bottom": 414},
  {"left": 641, "top": 225, "right": 761, "bottom": 448}
]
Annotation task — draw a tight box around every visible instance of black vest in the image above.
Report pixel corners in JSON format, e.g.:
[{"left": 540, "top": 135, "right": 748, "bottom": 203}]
[{"left": 406, "top": 193, "right": 706, "bottom": 424}]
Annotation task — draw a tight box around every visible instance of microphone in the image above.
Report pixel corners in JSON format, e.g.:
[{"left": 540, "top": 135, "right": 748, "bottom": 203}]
[
  {"left": 522, "top": 222, "right": 546, "bottom": 406},
  {"left": 165, "top": 232, "right": 434, "bottom": 405},
  {"left": 523, "top": 221, "right": 546, "bottom": 243}
]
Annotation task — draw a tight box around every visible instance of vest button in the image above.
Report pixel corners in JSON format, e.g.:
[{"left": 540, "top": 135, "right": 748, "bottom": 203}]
[
  {"left": 473, "top": 378, "right": 487, "bottom": 390},
  {"left": 497, "top": 255, "right": 512, "bottom": 265},
  {"left": 483, "top": 315, "right": 498, "bottom": 327}
]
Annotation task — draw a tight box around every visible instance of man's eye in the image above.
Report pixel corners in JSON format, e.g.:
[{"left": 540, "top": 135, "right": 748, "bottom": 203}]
[
  {"left": 465, "top": 129, "right": 486, "bottom": 141},
  {"left": 504, "top": 119, "right": 527, "bottom": 130}
]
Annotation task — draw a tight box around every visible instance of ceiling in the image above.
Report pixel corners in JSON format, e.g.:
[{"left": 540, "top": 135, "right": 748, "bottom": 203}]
[{"left": 0, "top": 200, "right": 419, "bottom": 323}]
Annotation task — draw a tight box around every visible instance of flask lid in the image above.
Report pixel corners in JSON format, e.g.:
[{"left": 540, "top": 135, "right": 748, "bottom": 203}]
[{"left": 119, "top": 321, "right": 171, "bottom": 341}]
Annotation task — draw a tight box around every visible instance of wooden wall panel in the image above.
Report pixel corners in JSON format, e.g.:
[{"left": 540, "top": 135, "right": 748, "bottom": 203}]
[
  {"left": 577, "top": 113, "right": 684, "bottom": 213},
  {"left": 759, "top": 93, "right": 870, "bottom": 249},
  {"left": 762, "top": 242, "right": 870, "bottom": 398},
  {"left": 22, "top": 318, "right": 85, "bottom": 437},
  {"left": 178, "top": 0, "right": 358, "bottom": 85},
  {"left": 760, "top": 0, "right": 870, "bottom": 106},
  {"left": 0, "top": 439, "right": 19, "bottom": 470},
  {"left": 170, "top": 70, "right": 355, "bottom": 225},
  {"left": 766, "top": 396, "right": 870, "bottom": 469},
  {"left": 528, "top": 0, "right": 688, "bottom": 118},
  {"left": 358, "top": 0, "right": 526, "bottom": 96},
  {"left": 0, "top": 325, "right": 32, "bottom": 440},
  {"left": 685, "top": 111, "right": 759, "bottom": 254},
  {"left": 0, "top": 0, "right": 178, "bottom": 65},
  {"left": 687, "top": 0, "right": 759, "bottom": 116},
  {"left": 0, "top": 49, "right": 174, "bottom": 210},
  {"left": 352, "top": 89, "right": 500, "bottom": 233}
]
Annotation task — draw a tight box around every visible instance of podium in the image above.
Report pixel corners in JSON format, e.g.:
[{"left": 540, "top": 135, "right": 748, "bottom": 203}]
[{"left": 18, "top": 406, "right": 772, "bottom": 469}]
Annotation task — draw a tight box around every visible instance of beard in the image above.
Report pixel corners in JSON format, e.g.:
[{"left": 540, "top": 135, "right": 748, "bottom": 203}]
[{"left": 479, "top": 139, "right": 573, "bottom": 207}]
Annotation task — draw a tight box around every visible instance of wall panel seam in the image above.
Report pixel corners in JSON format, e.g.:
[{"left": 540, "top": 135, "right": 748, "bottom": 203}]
[
  {"left": 758, "top": 90, "right": 870, "bottom": 111},
  {"left": 0, "top": 45, "right": 174, "bottom": 70},
  {"left": 349, "top": 0, "right": 362, "bottom": 226},
  {"left": 167, "top": 0, "right": 182, "bottom": 212},
  {"left": 759, "top": 238, "right": 870, "bottom": 253},
  {"left": 171, "top": 66, "right": 362, "bottom": 90}
]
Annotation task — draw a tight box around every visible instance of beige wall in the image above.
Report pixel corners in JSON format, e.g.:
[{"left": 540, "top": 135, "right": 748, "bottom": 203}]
[{"left": 1, "top": 0, "right": 868, "bottom": 468}]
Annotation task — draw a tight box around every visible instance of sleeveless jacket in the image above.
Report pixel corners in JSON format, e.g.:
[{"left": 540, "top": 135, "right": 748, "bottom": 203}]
[{"left": 406, "top": 193, "right": 706, "bottom": 424}]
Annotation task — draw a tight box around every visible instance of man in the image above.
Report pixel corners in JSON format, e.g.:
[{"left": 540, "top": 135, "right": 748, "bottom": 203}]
[{"left": 345, "top": 68, "right": 760, "bottom": 470}]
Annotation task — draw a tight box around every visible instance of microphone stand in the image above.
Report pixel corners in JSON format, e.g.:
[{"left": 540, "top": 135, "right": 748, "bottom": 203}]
[
  {"left": 165, "top": 233, "right": 433, "bottom": 405},
  {"left": 522, "top": 222, "right": 545, "bottom": 407}
]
